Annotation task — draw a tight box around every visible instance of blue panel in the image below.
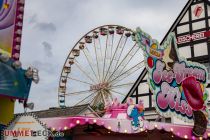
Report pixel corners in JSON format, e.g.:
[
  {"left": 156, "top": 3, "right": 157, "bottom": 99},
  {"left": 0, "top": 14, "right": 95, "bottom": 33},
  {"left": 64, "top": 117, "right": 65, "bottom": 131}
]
[
  {"left": 0, "top": 0, "right": 3, "bottom": 11},
  {"left": 0, "top": 60, "right": 32, "bottom": 100}
]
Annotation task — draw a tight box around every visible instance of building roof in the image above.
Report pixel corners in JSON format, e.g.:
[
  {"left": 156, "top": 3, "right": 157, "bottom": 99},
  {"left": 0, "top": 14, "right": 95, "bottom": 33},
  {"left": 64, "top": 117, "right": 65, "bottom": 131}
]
[{"left": 19, "top": 104, "right": 100, "bottom": 118}]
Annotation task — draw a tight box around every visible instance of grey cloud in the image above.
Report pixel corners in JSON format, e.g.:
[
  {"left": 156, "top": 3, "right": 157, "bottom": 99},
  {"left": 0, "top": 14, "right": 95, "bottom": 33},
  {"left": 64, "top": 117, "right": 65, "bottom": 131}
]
[
  {"left": 35, "top": 22, "right": 56, "bottom": 32},
  {"left": 32, "top": 60, "right": 55, "bottom": 74},
  {"left": 110, "top": 0, "right": 185, "bottom": 10},
  {"left": 42, "top": 41, "right": 53, "bottom": 57}
]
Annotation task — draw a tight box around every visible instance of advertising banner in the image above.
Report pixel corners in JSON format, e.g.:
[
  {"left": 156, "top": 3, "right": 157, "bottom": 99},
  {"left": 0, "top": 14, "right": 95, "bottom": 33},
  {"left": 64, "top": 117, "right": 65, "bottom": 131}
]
[
  {"left": 2, "top": 114, "right": 48, "bottom": 140},
  {"left": 135, "top": 27, "right": 209, "bottom": 123},
  {"left": 0, "top": 0, "right": 24, "bottom": 60}
]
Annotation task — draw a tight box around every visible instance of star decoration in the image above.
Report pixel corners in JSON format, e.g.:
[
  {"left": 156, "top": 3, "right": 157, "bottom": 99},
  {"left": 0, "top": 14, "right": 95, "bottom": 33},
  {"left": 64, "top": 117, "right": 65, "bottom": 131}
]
[{"left": 3, "top": 3, "right": 9, "bottom": 9}]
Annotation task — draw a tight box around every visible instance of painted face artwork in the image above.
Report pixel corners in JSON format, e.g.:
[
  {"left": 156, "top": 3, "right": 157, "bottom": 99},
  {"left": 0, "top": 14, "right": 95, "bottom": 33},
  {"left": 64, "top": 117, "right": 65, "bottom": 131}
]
[{"left": 135, "top": 27, "right": 209, "bottom": 122}]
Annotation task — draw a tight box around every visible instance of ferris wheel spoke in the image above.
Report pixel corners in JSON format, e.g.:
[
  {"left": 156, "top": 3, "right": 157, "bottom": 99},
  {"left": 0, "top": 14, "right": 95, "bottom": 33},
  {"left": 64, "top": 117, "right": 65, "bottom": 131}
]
[
  {"left": 92, "top": 93, "right": 101, "bottom": 106},
  {"left": 65, "top": 89, "right": 93, "bottom": 96},
  {"left": 97, "top": 37, "right": 105, "bottom": 79},
  {"left": 82, "top": 48, "right": 100, "bottom": 82},
  {"left": 108, "top": 52, "right": 141, "bottom": 83},
  {"left": 110, "top": 89, "right": 125, "bottom": 96},
  {"left": 82, "top": 95, "right": 96, "bottom": 105},
  {"left": 85, "top": 94, "right": 96, "bottom": 105},
  {"left": 103, "top": 34, "right": 124, "bottom": 82},
  {"left": 75, "top": 92, "right": 96, "bottom": 106},
  {"left": 110, "top": 83, "right": 134, "bottom": 89},
  {"left": 110, "top": 61, "right": 144, "bottom": 85},
  {"left": 101, "top": 90, "right": 110, "bottom": 104},
  {"left": 106, "top": 43, "right": 138, "bottom": 82},
  {"left": 105, "top": 36, "right": 127, "bottom": 81},
  {"left": 103, "top": 33, "right": 114, "bottom": 83},
  {"left": 93, "top": 37, "right": 102, "bottom": 82},
  {"left": 110, "top": 36, "right": 128, "bottom": 77},
  {"left": 67, "top": 76, "right": 93, "bottom": 85},
  {"left": 99, "top": 90, "right": 113, "bottom": 102},
  {"left": 102, "top": 34, "right": 109, "bottom": 83},
  {"left": 107, "top": 34, "right": 114, "bottom": 66},
  {"left": 105, "top": 36, "right": 128, "bottom": 82},
  {"left": 74, "top": 60, "right": 97, "bottom": 84},
  {"left": 78, "top": 92, "right": 96, "bottom": 105},
  {"left": 96, "top": 36, "right": 106, "bottom": 82}
]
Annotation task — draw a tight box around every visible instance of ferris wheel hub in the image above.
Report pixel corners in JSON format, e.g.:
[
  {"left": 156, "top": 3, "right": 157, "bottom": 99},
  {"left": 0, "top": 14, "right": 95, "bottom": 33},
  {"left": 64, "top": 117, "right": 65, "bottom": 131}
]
[{"left": 90, "top": 82, "right": 109, "bottom": 91}]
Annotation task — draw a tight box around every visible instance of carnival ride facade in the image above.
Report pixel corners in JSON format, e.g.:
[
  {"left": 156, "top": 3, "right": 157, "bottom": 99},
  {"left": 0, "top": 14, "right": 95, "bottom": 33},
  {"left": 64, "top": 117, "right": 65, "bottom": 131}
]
[{"left": 0, "top": 0, "right": 38, "bottom": 130}]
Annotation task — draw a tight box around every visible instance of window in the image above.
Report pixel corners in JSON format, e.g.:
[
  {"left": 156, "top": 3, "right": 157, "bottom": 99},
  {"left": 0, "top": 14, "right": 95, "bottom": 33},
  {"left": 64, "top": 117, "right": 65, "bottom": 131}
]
[
  {"left": 177, "top": 24, "right": 189, "bottom": 34},
  {"left": 192, "top": 20, "right": 205, "bottom": 30},
  {"left": 194, "top": 42, "right": 208, "bottom": 57},
  {"left": 180, "top": 11, "right": 189, "bottom": 23},
  {"left": 178, "top": 46, "right": 192, "bottom": 58},
  {"left": 138, "top": 82, "right": 149, "bottom": 94}
]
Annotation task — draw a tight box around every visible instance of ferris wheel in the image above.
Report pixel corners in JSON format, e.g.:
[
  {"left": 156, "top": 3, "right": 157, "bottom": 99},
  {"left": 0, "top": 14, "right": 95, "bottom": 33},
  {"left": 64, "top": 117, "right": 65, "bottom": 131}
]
[{"left": 58, "top": 25, "right": 145, "bottom": 109}]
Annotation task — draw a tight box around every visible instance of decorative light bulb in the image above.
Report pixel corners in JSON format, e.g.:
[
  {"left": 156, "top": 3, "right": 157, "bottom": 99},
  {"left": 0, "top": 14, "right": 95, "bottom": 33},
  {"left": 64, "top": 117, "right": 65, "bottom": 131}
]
[{"left": 76, "top": 120, "right": 80, "bottom": 124}]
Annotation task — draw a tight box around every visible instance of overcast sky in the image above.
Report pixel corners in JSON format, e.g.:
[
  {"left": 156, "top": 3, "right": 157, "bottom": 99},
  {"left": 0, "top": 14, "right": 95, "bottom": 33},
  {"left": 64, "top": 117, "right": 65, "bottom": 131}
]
[{"left": 15, "top": 0, "right": 188, "bottom": 113}]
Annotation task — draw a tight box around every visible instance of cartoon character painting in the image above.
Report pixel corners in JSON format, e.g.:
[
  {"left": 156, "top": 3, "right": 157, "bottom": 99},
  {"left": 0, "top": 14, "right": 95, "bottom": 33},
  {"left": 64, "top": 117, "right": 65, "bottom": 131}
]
[{"left": 127, "top": 99, "right": 145, "bottom": 131}]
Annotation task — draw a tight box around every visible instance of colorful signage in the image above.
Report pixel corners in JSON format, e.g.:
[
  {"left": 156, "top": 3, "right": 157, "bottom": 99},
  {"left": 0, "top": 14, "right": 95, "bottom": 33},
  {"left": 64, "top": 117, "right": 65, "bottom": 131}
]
[
  {"left": 0, "top": 0, "right": 25, "bottom": 60},
  {"left": 135, "top": 27, "right": 209, "bottom": 122},
  {"left": 2, "top": 114, "right": 48, "bottom": 140},
  {"left": 177, "top": 30, "right": 210, "bottom": 44}
]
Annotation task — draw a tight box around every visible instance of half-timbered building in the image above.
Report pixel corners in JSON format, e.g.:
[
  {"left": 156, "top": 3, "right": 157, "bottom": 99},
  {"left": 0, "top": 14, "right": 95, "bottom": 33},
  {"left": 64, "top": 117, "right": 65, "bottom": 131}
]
[{"left": 123, "top": 0, "right": 210, "bottom": 124}]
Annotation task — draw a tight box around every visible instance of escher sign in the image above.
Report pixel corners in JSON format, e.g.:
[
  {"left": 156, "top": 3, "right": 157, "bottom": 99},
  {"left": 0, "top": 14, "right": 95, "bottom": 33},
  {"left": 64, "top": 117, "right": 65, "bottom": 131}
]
[{"left": 177, "top": 30, "right": 210, "bottom": 44}]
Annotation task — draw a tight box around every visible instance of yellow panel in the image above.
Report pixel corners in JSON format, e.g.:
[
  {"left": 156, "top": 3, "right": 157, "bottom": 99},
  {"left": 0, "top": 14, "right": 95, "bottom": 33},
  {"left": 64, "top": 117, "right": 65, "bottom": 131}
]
[{"left": 0, "top": 97, "right": 14, "bottom": 125}]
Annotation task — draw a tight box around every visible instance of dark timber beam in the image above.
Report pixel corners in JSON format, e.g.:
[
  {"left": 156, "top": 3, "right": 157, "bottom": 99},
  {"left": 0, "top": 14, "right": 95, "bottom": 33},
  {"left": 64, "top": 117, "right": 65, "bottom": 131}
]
[
  {"left": 122, "top": 68, "right": 147, "bottom": 103},
  {"left": 130, "top": 93, "right": 150, "bottom": 97}
]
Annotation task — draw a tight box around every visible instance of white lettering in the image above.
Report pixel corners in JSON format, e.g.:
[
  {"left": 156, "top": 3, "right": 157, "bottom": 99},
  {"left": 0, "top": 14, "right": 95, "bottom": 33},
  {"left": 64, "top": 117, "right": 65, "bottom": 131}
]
[{"left": 177, "top": 31, "right": 206, "bottom": 44}]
